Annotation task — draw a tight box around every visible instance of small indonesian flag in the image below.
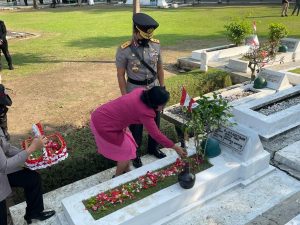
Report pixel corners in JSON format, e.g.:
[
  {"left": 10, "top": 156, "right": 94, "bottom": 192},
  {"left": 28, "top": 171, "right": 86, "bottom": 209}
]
[
  {"left": 180, "top": 86, "right": 199, "bottom": 111},
  {"left": 253, "top": 21, "right": 257, "bottom": 33},
  {"left": 247, "top": 34, "right": 259, "bottom": 47},
  {"left": 32, "top": 122, "right": 44, "bottom": 137},
  {"left": 188, "top": 98, "right": 199, "bottom": 112},
  {"left": 253, "top": 35, "right": 259, "bottom": 46},
  {"left": 180, "top": 86, "right": 191, "bottom": 107}
]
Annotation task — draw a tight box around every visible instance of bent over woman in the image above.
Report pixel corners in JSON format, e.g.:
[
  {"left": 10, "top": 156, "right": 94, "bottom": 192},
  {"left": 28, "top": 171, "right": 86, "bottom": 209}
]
[{"left": 90, "top": 86, "right": 186, "bottom": 176}]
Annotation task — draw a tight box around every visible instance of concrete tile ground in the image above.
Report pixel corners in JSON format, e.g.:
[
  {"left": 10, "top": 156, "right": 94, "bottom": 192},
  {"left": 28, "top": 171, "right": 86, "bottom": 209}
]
[
  {"left": 246, "top": 191, "right": 300, "bottom": 225},
  {"left": 166, "top": 169, "right": 300, "bottom": 225}
]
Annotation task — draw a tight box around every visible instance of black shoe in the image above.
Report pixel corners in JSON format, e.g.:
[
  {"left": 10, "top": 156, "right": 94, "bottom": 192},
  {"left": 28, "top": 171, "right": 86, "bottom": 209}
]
[
  {"left": 148, "top": 148, "right": 166, "bottom": 159},
  {"left": 8, "top": 65, "right": 14, "bottom": 70},
  {"left": 132, "top": 156, "right": 143, "bottom": 168},
  {"left": 24, "top": 210, "right": 56, "bottom": 224}
]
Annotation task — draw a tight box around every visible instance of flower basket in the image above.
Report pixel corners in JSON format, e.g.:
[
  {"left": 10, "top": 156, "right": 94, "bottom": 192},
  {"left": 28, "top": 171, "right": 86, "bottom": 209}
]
[{"left": 22, "top": 132, "right": 68, "bottom": 170}]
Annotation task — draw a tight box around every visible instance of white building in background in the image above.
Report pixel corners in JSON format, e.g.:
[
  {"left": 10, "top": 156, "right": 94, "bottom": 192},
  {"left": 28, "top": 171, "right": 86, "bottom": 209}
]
[{"left": 126, "top": 0, "right": 169, "bottom": 8}]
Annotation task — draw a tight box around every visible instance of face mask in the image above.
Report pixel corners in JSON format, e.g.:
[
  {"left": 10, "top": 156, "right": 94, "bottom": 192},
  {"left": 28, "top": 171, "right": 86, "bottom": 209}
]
[{"left": 138, "top": 38, "right": 150, "bottom": 47}]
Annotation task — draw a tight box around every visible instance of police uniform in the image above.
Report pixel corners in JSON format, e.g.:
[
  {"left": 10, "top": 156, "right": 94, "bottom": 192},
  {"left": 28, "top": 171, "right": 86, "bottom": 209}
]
[
  {"left": 116, "top": 38, "right": 161, "bottom": 92},
  {"left": 0, "top": 21, "right": 13, "bottom": 71},
  {"left": 115, "top": 13, "right": 166, "bottom": 168}
]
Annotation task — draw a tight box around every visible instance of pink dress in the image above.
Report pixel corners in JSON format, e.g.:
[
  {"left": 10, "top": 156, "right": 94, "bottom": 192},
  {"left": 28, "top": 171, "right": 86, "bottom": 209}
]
[{"left": 90, "top": 88, "right": 174, "bottom": 161}]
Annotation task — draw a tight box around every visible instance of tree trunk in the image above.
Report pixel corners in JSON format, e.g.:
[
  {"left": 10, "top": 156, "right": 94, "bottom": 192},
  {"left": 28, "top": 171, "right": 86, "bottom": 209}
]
[
  {"left": 33, "top": 0, "right": 38, "bottom": 8},
  {"left": 133, "top": 0, "right": 140, "bottom": 14}
]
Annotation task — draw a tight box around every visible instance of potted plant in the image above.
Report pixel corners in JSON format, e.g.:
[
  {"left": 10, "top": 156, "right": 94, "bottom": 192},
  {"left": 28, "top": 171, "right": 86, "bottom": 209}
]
[
  {"left": 243, "top": 23, "right": 288, "bottom": 82},
  {"left": 177, "top": 92, "right": 232, "bottom": 189},
  {"left": 243, "top": 43, "right": 274, "bottom": 82},
  {"left": 183, "top": 92, "right": 233, "bottom": 159},
  {"left": 224, "top": 19, "right": 252, "bottom": 46}
]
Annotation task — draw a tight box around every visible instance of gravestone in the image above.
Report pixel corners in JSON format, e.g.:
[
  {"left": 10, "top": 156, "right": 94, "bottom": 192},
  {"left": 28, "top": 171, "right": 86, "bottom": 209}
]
[
  {"left": 233, "top": 85, "right": 300, "bottom": 139},
  {"left": 280, "top": 38, "right": 300, "bottom": 52},
  {"left": 212, "top": 124, "right": 264, "bottom": 162},
  {"left": 227, "top": 58, "right": 249, "bottom": 73},
  {"left": 213, "top": 127, "right": 248, "bottom": 157},
  {"left": 283, "top": 66, "right": 300, "bottom": 85},
  {"left": 60, "top": 121, "right": 272, "bottom": 225},
  {"left": 258, "top": 68, "right": 292, "bottom": 91}
]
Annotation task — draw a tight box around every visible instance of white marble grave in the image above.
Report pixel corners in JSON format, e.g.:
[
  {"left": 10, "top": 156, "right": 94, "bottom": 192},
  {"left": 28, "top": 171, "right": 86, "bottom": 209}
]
[
  {"left": 192, "top": 45, "right": 250, "bottom": 72},
  {"left": 281, "top": 66, "right": 300, "bottom": 86},
  {"left": 59, "top": 122, "right": 272, "bottom": 225},
  {"left": 258, "top": 68, "right": 292, "bottom": 91},
  {"left": 281, "top": 38, "right": 300, "bottom": 53},
  {"left": 233, "top": 85, "right": 300, "bottom": 139},
  {"left": 227, "top": 58, "right": 250, "bottom": 73},
  {"left": 191, "top": 45, "right": 250, "bottom": 62},
  {"left": 274, "top": 140, "right": 300, "bottom": 172},
  {"left": 280, "top": 38, "right": 300, "bottom": 62},
  {"left": 285, "top": 214, "right": 300, "bottom": 225},
  {"left": 163, "top": 83, "right": 275, "bottom": 127}
]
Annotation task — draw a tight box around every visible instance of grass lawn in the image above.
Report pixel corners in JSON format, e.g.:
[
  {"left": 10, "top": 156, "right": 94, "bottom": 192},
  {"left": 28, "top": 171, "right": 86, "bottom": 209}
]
[
  {"left": 1, "top": 5, "right": 300, "bottom": 77},
  {"left": 289, "top": 68, "right": 300, "bottom": 74}
]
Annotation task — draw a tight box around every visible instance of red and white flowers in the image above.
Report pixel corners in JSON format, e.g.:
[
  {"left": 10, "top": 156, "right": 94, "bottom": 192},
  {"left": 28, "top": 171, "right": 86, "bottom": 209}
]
[
  {"left": 22, "top": 123, "right": 68, "bottom": 170},
  {"left": 85, "top": 157, "right": 203, "bottom": 213}
]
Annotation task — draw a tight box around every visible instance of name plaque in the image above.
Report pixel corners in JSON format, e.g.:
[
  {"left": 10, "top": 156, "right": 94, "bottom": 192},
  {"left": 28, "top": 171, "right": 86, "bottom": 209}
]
[
  {"left": 258, "top": 69, "right": 290, "bottom": 90},
  {"left": 260, "top": 72, "right": 282, "bottom": 84},
  {"left": 212, "top": 127, "right": 248, "bottom": 154}
]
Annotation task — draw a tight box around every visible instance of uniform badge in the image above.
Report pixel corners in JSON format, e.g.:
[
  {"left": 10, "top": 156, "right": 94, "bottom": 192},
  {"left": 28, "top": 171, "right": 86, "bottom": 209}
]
[{"left": 132, "top": 64, "right": 139, "bottom": 73}]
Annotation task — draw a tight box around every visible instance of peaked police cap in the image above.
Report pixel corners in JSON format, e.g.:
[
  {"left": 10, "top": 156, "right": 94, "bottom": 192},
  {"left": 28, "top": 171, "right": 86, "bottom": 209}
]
[{"left": 133, "top": 13, "right": 159, "bottom": 39}]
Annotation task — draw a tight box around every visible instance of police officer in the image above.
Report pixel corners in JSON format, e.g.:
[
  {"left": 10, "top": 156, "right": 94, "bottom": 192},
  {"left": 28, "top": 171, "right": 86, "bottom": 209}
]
[
  {"left": 116, "top": 13, "right": 166, "bottom": 168},
  {"left": 0, "top": 21, "right": 13, "bottom": 71}
]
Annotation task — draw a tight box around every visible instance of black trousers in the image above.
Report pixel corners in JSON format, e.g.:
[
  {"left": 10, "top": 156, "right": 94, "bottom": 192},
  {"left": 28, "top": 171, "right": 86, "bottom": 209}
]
[
  {"left": 0, "top": 114, "right": 8, "bottom": 130},
  {"left": 0, "top": 40, "right": 13, "bottom": 69},
  {"left": 0, "top": 169, "right": 44, "bottom": 225},
  {"left": 0, "top": 200, "right": 7, "bottom": 225},
  {"left": 292, "top": 5, "right": 300, "bottom": 15},
  {"left": 129, "top": 111, "right": 160, "bottom": 157}
]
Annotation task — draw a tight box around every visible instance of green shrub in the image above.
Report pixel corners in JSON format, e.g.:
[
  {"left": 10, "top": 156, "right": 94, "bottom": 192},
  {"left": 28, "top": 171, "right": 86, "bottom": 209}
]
[
  {"left": 166, "top": 69, "right": 233, "bottom": 106},
  {"left": 268, "top": 23, "right": 288, "bottom": 53},
  {"left": 224, "top": 19, "right": 252, "bottom": 46}
]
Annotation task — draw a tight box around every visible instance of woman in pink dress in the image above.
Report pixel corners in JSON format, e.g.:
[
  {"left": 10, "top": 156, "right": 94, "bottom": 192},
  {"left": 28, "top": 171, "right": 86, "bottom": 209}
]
[{"left": 90, "top": 86, "right": 186, "bottom": 176}]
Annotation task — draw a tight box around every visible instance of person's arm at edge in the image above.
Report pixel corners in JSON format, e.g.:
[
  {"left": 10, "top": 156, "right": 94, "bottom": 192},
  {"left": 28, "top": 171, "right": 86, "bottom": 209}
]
[
  {"left": 0, "top": 137, "right": 45, "bottom": 174},
  {"left": 117, "top": 67, "right": 127, "bottom": 95},
  {"left": 142, "top": 116, "right": 186, "bottom": 158}
]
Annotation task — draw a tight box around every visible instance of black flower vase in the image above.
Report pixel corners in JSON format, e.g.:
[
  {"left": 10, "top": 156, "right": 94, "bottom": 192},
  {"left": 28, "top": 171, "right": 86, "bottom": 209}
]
[{"left": 178, "top": 163, "right": 196, "bottom": 189}]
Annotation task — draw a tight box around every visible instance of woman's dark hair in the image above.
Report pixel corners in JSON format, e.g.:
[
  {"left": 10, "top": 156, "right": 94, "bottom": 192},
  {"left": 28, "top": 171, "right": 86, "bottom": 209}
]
[{"left": 141, "top": 86, "right": 170, "bottom": 109}]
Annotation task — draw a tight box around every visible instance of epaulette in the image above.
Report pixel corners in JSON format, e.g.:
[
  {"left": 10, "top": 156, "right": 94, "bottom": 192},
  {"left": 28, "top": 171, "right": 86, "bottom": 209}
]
[
  {"left": 150, "top": 38, "right": 160, "bottom": 44},
  {"left": 121, "top": 41, "right": 132, "bottom": 49}
]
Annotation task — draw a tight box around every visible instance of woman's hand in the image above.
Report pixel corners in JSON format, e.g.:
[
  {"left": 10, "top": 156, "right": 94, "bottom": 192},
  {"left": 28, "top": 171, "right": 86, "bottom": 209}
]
[
  {"left": 26, "top": 136, "right": 48, "bottom": 154},
  {"left": 172, "top": 145, "right": 187, "bottom": 158}
]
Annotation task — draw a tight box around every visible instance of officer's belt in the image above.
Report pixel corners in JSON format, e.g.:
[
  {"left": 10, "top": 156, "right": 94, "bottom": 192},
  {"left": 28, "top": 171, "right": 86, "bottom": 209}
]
[{"left": 127, "top": 77, "right": 156, "bottom": 86}]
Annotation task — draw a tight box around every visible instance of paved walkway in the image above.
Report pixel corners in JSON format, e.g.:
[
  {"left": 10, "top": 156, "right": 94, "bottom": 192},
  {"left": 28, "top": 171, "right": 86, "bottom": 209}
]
[
  {"left": 246, "top": 191, "right": 300, "bottom": 225},
  {"left": 166, "top": 169, "right": 300, "bottom": 225}
]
